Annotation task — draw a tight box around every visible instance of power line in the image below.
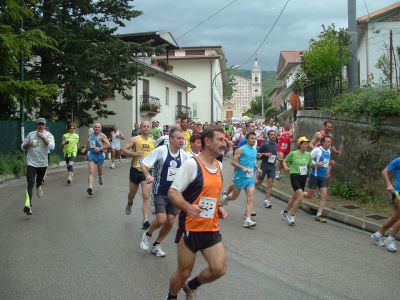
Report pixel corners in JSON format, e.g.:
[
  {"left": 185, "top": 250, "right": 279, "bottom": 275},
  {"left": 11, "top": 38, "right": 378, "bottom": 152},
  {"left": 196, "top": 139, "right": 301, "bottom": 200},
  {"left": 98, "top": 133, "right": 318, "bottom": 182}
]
[
  {"left": 176, "top": 0, "right": 238, "bottom": 40},
  {"left": 244, "top": 0, "right": 291, "bottom": 63},
  {"left": 363, "top": 0, "right": 370, "bottom": 18}
]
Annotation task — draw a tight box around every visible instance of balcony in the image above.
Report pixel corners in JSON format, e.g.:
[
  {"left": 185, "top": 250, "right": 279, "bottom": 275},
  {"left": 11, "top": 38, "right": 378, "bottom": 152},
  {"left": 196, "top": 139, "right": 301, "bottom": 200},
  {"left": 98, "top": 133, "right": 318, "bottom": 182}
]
[
  {"left": 140, "top": 95, "right": 161, "bottom": 115},
  {"left": 175, "top": 105, "right": 192, "bottom": 119}
]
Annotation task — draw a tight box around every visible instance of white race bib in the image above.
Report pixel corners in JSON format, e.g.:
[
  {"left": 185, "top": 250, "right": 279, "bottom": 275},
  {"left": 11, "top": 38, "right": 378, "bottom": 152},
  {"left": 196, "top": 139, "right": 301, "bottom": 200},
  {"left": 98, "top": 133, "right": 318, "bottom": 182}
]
[
  {"left": 281, "top": 143, "right": 288, "bottom": 150},
  {"left": 246, "top": 169, "right": 254, "bottom": 178},
  {"left": 89, "top": 140, "right": 96, "bottom": 148},
  {"left": 323, "top": 158, "right": 330, "bottom": 168},
  {"left": 199, "top": 197, "right": 216, "bottom": 219},
  {"left": 299, "top": 165, "right": 307, "bottom": 175},
  {"left": 167, "top": 167, "right": 178, "bottom": 181},
  {"left": 268, "top": 155, "right": 276, "bottom": 163}
]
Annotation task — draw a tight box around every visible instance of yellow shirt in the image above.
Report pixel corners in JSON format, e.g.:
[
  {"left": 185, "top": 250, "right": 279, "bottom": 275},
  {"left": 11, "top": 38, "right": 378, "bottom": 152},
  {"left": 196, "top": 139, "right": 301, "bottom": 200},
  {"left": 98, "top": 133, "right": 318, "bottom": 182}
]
[
  {"left": 132, "top": 135, "right": 155, "bottom": 170},
  {"left": 183, "top": 129, "right": 191, "bottom": 153}
]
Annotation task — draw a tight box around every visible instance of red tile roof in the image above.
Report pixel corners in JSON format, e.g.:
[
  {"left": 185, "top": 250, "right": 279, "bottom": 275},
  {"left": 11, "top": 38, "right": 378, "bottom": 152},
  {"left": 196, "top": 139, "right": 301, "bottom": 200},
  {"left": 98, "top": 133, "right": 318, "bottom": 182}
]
[
  {"left": 358, "top": 2, "right": 400, "bottom": 23},
  {"left": 281, "top": 51, "right": 303, "bottom": 64}
]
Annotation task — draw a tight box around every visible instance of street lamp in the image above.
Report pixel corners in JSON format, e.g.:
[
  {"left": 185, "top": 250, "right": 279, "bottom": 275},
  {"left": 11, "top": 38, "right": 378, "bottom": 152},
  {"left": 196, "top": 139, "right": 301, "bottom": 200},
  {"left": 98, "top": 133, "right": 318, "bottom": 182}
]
[{"left": 211, "top": 64, "right": 240, "bottom": 122}]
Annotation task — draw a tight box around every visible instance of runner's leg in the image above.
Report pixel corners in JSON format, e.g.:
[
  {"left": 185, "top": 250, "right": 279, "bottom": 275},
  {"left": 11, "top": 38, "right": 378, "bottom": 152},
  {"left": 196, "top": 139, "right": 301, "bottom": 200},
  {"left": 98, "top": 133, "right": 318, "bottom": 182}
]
[
  {"left": 127, "top": 181, "right": 139, "bottom": 205},
  {"left": 244, "top": 186, "right": 255, "bottom": 218},
  {"left": 155, "top": 214, "right": 175, "bottom": 244},
  {"left": 25, "top": 166, "right": 37, "bottom": 207},
  {"left": 140, "top": 180, "right": 152, "bottom": 220},
  {"left": 197, "top": 242, "right": 227, "bottom": 284},
  {"left": 87, "top": 161, "right": 96, "bottom": 189}
]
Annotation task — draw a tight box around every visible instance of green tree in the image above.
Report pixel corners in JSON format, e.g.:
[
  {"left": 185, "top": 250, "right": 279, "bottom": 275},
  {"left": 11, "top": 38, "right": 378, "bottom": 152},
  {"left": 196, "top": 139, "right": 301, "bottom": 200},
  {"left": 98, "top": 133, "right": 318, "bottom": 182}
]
[
  {"left": 374, "top": 44, "right": 390, "bottom": 86},
  {"left": 25, "top": 0, "right": 158, "bottom": 125},
  {"left": 244, "top": 96, "right": 278, "bottom": 120},
  {"left": 300, "top": 24, "right": 351, "bottom": 82},
  {"left": 0, "top": 0, "right": 58, "bottom": 119},
  {"left": 223, "top": 69, "right": 237, "bottom": 102}
]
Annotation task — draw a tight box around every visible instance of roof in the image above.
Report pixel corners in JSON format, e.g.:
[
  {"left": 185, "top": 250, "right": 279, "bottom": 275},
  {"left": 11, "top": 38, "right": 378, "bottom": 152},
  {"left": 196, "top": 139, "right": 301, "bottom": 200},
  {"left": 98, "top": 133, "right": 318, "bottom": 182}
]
[
  {"left": 134, "top": 58, "right": 195, "bottom": 88},
  {"left": 276, "top": 51, "right": 303, "bottom": 80},
  {"left": 358, "top": 2, "right": 400, "bottom": 23},
  {"left": 153, "top": 55, "right": 221, "bottom": 60},
  {"left": 118, "top": 31, "right": 179, "bottom": 49}
]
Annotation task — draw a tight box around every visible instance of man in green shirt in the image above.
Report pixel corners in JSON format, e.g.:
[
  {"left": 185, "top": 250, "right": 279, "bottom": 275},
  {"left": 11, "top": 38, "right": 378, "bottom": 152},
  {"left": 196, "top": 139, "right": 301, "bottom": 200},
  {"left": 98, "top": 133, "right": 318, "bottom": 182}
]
[
  {"left": 62, "top": 123, "right": 79, "bottom": 184},
  {"left": 149, "top": 121, "right": 161, "bottom": 141}
]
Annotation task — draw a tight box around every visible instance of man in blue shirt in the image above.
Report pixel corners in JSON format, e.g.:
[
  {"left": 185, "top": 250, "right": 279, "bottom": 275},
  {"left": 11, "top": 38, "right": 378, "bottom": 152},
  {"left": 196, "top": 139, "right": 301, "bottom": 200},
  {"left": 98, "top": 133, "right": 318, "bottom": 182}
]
[
  {"left": 303, "top": 136, "right": 332, "bottom": 223},
  {"left": 371, "top": 157, "right": 400, "bottom": 253}
]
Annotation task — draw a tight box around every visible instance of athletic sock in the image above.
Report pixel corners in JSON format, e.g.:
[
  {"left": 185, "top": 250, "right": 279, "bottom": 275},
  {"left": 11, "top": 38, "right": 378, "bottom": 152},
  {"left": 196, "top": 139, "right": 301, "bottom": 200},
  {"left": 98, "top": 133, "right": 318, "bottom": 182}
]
[
  {"left": 166, "top": 293, "right": 177, "bottom": 299},
  {"left": 24, "top": 190, "right": 31, "bottom": 207},
  {"left": 245, "top": 216, "right": 251, "bottom": 222},
  {"left": 188, "top": 277, "right": 202, "bottom": 290},
  {"left": 153, "top": 241, "right": 159, "bottom": 246},
  {"left": 146, "top": 232, "right": 152, "bottom": 237}
]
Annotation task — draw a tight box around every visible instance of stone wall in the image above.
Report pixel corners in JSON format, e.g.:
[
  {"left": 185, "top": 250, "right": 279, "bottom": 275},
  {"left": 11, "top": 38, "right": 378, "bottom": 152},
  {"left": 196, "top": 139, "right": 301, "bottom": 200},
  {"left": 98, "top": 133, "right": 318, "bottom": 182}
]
[{"left": 295, "top": 110, "right": 400, "bottom": 199}]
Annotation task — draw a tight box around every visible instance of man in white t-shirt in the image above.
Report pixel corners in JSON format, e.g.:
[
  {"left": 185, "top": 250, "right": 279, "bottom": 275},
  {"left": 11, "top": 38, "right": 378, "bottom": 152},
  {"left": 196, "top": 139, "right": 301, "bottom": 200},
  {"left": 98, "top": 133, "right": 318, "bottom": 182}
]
[{"left": 263, "top": 117, "right": 278, "bottom": 139}]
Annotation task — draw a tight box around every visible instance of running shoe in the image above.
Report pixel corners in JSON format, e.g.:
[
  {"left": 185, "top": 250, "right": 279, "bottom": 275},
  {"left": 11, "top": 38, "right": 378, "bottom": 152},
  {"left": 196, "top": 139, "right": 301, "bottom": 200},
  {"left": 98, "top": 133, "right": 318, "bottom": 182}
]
[
  {"left": 288, "top": 215, "right": 295, "bottom": 226},
  {"left": 142, "top": 219, "right": 150, "bottom": 230},
  {"left": 251, "top": 210, "right": 257, "bottom": 217},
  {"left": 243, "top": 219, "right": 256, "bottom": 228},
  {"left": 67, "top": 176, "right": 72, "bottom": 185},
  {"left": 314, "top": 215, "right": 327, "bottom": 223},
  {"left": 264, "top": 199, "right": 272, "bottom": 208},
  {"left": 23, "top": 206, "right": 32, "bottom": 216},
  {"left": 110, "top": 163, "right": 115, "bottom": 169},
  {"left": 140, "top": 232, "right": 151, "bottom": 251},
  {"left": 151, "top": 244, "right": 166, "bottom": 257},
  {"left": 281, "top": 210, "right": 289, "bottom": 223},
  {"left": 183, "top": 279, "right": 198, "bottom": 300},
  {"left": 371, "top": 232, "right": 385, "bottom": 247},
  {"left": 37, "top": 186, "right": 43, "bottom": 198},
  {"left": 99, "top": 176, "right": 104, "bottom": 185},
  {"left": 125, "top": 202, "right": 133, "bottom": 215},
  {"left": 383, "top": 236, "right": 397, "bottom": 252},
  {"left": 87, "top": 188, "right": 93, "bottom": 196}
]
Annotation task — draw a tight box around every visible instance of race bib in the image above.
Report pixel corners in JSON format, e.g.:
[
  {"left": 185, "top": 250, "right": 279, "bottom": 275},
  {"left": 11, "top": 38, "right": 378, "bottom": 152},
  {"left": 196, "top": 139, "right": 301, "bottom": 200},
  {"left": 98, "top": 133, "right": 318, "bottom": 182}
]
[
  {"left": 137, "top": 157, "right": 144, "bottom": 168},
  {"left": 199, "top": 197, "right": 216, "bottom": 219},
  {"left": 167, "top": 167, "right": 178, "bottom": 181},
  {"left": 281, "top": 143, "right": 288, "bottom": 150},
  {"left": 299, "top": 165, "right": 307, "bottom": 175},
  {"left": 268, "top": 155, "right": 276, "bottom": 163},
  {"left": 323, "top": 158, "right": 330, "bottom": 168},
  {"left": 246, "top": 169, "right": 254, "bottom": 178},
  {"left": 89, "top": 140, "right": 96, "bottom": 148}
]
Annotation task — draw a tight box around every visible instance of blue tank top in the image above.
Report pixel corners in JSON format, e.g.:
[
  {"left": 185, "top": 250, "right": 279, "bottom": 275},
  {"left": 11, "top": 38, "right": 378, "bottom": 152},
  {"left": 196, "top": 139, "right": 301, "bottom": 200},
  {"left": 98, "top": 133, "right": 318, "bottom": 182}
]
[
  {"left": 235, "top": 144, "right": 257, "bottom": 179},
  {"left": 88, "top": 133, "right": 103, "bottom": 155},
  {"left": 154, "top": 146, "right": 183, "bottom": 196},
  {"left": 310, "top": 146, "right": 330, "bottom": 178}
]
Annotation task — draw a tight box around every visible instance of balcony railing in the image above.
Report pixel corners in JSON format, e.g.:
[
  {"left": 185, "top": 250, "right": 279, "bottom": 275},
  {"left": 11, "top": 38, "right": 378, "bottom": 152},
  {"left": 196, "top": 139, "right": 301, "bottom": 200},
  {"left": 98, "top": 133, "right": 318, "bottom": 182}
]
[
  {"left": 304, "top": 76, "right": 344, "bottom": 110},
  {"left": 175, "top": 105, "right": 192, "bottom": 119},
  {"left": 140, "top": 95, "right": 161, "bottom": 115}
]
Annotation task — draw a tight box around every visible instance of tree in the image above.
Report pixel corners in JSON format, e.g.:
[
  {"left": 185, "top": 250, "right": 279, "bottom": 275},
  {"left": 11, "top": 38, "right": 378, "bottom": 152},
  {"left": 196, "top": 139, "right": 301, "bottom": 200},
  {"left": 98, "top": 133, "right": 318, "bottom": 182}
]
[
  {"left": 244, "top": 96, "right": 278, "bottom": 120},
  {"left": 223, "top": 69, "right": 237, "bottom": 102},
  {"left": 25, "top": 1, "right": 159, "bottom": 125},
  {"left": 0, "top": 0, "right": 58, "bottom": 119},
  {"left": 300, "top": 24, "right": 351, "bottom": 83}
]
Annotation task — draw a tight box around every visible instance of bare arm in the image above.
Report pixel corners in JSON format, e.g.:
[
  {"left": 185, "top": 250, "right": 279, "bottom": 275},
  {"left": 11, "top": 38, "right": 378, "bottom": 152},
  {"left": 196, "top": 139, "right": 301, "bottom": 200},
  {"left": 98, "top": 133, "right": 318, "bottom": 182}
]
[
  {"left": 382, "top": 167, "right": 394, "bottom": 193},
  {"left": 310, "top": 132, "right": 321, "bottom": 149},
  {"left": 121, "top": 136, "right": 142, "bottom": 157},
  {"left": 101, "top": 133, "right": 110, "bottom": 150},
  {"left": 168, "top": 188, "right": 201, "bottom": 217},
  {"left": 119, "top": 131, "right": 125, "bottom": 140}
]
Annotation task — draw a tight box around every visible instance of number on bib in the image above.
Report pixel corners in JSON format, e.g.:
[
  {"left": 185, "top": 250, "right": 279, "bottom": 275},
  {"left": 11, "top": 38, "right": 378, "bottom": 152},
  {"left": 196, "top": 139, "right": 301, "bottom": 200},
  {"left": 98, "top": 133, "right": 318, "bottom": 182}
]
[
  {"left": 89, "top": 140, "right": 96, "bottom": 148},
  {"left": 198, "top": 197, "right": 216, "bottom": 219},
  {"left": 281, "top": 143, "right": 288, "bottom": 150},
  {"left": 323, "top": 158, "right": 329, "bottom": 168},
  {"left": 268, "top": 155, "right": 276, "bottom": 163},
  {"left": 299, "top": 166, "right": 307, "bottom": 175},
  {"left": 246, "top": 169, "right": 254, "bottom": 178},
  {"left": 167, "top": 167, "right": 178, "bottom": 181}
]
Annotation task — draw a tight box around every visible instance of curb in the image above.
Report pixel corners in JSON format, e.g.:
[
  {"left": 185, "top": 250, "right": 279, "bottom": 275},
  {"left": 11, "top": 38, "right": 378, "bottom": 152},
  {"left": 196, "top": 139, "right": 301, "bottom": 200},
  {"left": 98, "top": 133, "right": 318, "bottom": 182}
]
[{"left": 256, "top": 183, "right": 394, "bottom": 237}]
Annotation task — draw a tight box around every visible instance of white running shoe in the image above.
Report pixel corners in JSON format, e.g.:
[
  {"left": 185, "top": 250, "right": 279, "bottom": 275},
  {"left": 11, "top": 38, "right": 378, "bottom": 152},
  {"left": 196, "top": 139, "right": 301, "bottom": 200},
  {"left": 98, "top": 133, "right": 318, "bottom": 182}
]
[
  {"left": 371, "top": 232, "right": 385, "bottom": 247},
  {"left": 243, "top": 219, "right": 256, "bottom": 228},
  {"left": 37, "top": 186, "right": 43, "bottom": 198},
  {"left": 383, "top": 236, "right": 397, "bottom": 252},
  {"left": 288, "top": 215, "right": 295, "bottom": 226},
  {"left": 125, "top": 202, "right": 132, "bottom": 215},
  {"left": 264, "top": 199, "right": 272, "bottom": 208},
  {"left": 110, "top": 163, "right": 115, "bottom": 169},
  {"left": 140, "top": 232, "right": 151, "bottom": 251},
  {"left": 281, "top": 210, "right": 289, "bottom": 223},
  {"left": 151, "top": 244, "right": 166, "bottom": 257}
]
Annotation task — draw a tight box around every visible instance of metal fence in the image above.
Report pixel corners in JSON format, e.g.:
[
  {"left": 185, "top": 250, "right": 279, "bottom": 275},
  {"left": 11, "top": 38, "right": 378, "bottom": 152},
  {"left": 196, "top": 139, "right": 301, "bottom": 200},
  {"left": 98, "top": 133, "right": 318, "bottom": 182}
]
[
  {"left": 304, "top": 77, "right": 343, "bottom": 110},
  {"left": 0, "top": 120, "right": 66, "bottom": 157}
]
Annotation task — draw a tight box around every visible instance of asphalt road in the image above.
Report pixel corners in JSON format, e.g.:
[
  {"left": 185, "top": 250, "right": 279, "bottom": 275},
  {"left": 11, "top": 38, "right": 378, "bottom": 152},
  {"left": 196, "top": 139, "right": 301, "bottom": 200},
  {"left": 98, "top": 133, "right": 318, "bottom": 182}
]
[{"left": 0, "top": 161, "right": 399, "bottom": 300}]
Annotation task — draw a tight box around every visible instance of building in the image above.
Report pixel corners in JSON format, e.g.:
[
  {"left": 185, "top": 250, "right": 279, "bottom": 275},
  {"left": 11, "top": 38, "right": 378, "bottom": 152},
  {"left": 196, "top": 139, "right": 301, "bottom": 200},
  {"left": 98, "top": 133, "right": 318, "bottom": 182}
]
[
  {"left": 357, "top": 2, "right": 400, "bottom": 86},
  {"left": 153, "top": 46, "right": 228, "bottom": 123},
  {"left": 251, "top": 58, "right": 262, "bottom": 97}
]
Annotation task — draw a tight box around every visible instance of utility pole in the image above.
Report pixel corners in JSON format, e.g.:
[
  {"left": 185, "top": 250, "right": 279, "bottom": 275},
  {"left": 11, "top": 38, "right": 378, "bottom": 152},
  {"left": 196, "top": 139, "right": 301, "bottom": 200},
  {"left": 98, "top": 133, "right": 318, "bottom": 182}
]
[
  {"left": 348, "top": 0, "right": 359, "bottom": 91},
  {"left": 19, "top": 0, "right": 25, "bottom": 146},
  {"left": 261, "top": 95, "right": 264, "bottom": 121}
]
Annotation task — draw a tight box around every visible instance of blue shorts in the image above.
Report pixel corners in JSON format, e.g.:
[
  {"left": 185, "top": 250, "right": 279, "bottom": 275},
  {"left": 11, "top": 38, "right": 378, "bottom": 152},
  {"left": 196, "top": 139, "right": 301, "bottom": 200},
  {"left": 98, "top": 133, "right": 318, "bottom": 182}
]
[
  {"left": 87, "top": 151, "right": 105, "bottom": 165},
  {"left": 234, "top": 177, "right": 255, "bottom": 190}
]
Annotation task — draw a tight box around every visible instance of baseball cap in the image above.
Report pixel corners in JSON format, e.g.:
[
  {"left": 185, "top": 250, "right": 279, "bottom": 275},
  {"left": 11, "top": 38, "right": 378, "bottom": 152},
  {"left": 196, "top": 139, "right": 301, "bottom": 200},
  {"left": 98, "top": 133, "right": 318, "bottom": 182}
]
[
  {"left": 297, "top": 136, "right": 310, "bottom": 144},
  {"left": 35, "top": 117, "right": 47, "bottom": 125}
]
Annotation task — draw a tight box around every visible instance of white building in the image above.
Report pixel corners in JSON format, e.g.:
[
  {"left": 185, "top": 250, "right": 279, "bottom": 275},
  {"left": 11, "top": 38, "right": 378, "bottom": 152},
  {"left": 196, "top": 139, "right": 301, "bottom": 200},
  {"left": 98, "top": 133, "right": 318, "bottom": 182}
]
[
  {"left": 251, "top": 58, "right": 262, "bottom": 97},
  {"left": 154, "top": 46, "right": 228, "bottom": 123},
  {"left": 357, "top": 2, "right": 400, "bottom": 86}
]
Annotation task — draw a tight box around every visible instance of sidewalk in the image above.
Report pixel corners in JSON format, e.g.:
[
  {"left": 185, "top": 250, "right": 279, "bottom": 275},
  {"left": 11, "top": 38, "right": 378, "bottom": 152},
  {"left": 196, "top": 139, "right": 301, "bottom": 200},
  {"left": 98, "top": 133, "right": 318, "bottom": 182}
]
[{"left": 256, "top": 175, "right": 400, "bottom": 239}]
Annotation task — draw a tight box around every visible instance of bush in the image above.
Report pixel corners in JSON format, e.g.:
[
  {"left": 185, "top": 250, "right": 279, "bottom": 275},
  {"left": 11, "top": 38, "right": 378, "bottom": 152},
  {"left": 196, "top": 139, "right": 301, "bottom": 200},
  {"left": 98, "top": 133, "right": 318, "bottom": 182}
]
[
  {"left": 0, "top": 151, "right": 26, "bottom": 176},
  {"left": 49, "top": 154, "right": 61, "bottom": 165},
  {"left": 329, "top": 181, "right": 357, "bottom": 199}
]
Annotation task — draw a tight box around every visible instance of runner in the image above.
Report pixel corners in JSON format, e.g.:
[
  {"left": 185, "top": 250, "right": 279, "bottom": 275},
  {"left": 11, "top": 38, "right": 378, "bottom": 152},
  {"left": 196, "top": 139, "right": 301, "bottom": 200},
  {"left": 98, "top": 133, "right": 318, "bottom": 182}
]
[
  {"left": 371, "top": 157, "right": 400, "bottom": 253},
  {"left": 150, "top": 120, "right": 161, "bottom": 141},
  {"left": 187, "top": 134, "right": 202, "bottom": 158},
  {"left": 61, "top": 122, "right": 79, "bottom": 184},
  {"left": 281, "top": 136, "right": 314, "bottom": 226},
  {"left": 256, "top": 130, "right": 278, "bottom": 209},
  {"left": 131, "top": 122, "right": 140, "bottom": 137},
  {"left": 139, "top": 127, "right": 188, "bottom": 257},
  {"left": 221, "top": 132, "right": 258, "bottom": 228},
  {"left": 165, "top": 125, "right": 227, "bottom": 300},
  {"left": 181, "top": 117, "right": 192, "bottom": 153},
  {"left": 85, "top": 122, "right": 110, "bottom": 196},
  {"left": 303, "top": 136, "right": 332, "bottom": 223},
  {"left": 109, "top": 124, "right": 125, "bottom": 169},
  {"left": 122, "top": 121, "right": 155, "bottom": 230},
  {"left": 275, "top": 122, "right": 293, "bottom": 180},
  {"left": 262, "top": 117, "right": 278, "bottom": 139},
  {"left": 22, "top": 118, "right": 55, "bottom": 215}
]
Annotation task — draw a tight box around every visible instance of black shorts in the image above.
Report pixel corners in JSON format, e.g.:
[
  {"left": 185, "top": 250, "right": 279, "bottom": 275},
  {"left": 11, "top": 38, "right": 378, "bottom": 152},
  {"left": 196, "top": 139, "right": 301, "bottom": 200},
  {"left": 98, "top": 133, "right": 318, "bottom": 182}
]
[
  {"left": 175, "top": 230, "right": 222, "bottom": 253},
  {"left": 154, "top": 195, "right": 178, "bottom": 215},
  {"left": 290, "top": 174, "right": 308, "bottom": 191},
  {"left": 129, "top": 167, "right": 146, "bottom": 185},
  {"left": 258, "top": 167, "right": 275, "bottom": 181},
  {"left": 308, "top": 176, "right": 328, "bottom": 189}
]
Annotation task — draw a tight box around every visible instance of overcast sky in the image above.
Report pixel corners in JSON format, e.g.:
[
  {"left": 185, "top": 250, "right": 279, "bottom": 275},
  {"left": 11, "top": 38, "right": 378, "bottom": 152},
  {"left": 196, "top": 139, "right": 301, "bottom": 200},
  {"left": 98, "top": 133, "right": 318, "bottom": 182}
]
[{"left": 119, "top": 0, "right": 399, "bottom": 71}]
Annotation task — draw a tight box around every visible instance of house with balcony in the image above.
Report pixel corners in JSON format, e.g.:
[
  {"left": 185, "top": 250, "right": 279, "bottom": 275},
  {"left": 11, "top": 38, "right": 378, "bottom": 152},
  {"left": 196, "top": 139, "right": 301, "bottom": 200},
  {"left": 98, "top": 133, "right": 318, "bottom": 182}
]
[
  {"left": 275, "top": 51, "right": 304, "bottom": 122},
  {"left": 153, "top": 46, "right": 228, "bottom": 123}
]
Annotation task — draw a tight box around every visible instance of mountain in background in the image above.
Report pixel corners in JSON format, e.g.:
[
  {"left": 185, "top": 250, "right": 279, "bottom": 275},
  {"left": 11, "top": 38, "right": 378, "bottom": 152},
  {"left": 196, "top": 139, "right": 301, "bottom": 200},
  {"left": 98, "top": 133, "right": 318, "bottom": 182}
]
[{"left": 235, "top": 69, "right": 281, "bottom": 96}]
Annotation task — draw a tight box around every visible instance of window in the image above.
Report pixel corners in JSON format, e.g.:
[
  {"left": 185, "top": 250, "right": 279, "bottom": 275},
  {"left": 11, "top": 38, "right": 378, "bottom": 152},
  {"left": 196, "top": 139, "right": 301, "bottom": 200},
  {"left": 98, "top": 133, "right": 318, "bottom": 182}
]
[
  {"left": 165, "top": 87, "right": 169, "bottom": 105},
  {"left": 192, "top": 103, "right": 198, "bottom": 118},
  {"left": 177, "top": 91, "right": 182, "bottom": 106},
  {"left": 255, "top": 76, "right": 258, "bottom": 83}
]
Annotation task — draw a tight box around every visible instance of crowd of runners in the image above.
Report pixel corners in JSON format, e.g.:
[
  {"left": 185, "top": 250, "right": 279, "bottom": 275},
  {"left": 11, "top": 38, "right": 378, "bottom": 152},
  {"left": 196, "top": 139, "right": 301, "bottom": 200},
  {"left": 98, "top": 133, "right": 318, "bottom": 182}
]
[{"left": 21, "top": 116, "right": 400, "bottom": 299}]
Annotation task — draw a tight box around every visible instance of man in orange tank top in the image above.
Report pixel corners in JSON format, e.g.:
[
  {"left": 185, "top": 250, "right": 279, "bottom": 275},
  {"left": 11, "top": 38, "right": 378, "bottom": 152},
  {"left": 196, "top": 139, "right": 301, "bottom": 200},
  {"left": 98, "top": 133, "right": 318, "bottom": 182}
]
[{"left": 166, "top": 126, "right": 228, "bottom": 300}]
